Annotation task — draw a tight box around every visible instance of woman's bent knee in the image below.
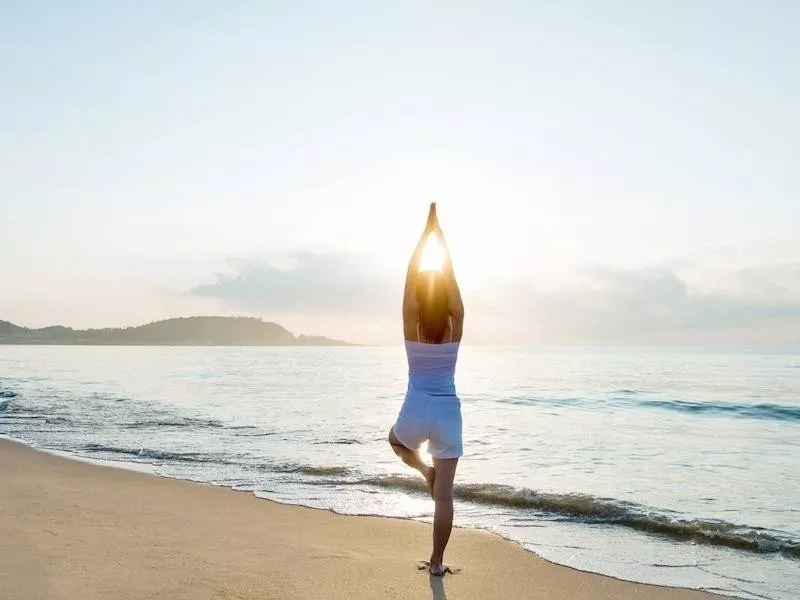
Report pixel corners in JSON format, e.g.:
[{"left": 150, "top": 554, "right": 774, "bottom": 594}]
[{"left": 388, "top": 428, "right": 407, "bottom": 449}]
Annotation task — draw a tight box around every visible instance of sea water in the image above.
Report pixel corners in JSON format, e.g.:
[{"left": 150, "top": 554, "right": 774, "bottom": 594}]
[{"left": 1, "top": 345, "right": 797, "bottom": 599}]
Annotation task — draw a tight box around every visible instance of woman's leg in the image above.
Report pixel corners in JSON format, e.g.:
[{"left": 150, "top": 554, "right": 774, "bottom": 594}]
[
  {"left": 430, "top": 457, "right": 458, "bottom": 575},
  {"left": 388, "top": 428, "right": 435, "bottom": 496}
]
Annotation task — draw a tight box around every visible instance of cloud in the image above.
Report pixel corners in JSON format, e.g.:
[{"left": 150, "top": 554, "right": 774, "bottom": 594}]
[
  {"left": 519, "top": 264, "right": 800, "bottom": 344},
  {"left": 189, "top": 252, "right": 397, "bottom": 315},
  {"left": 188, "top": 252, "right": 800, "bottom": 345}
]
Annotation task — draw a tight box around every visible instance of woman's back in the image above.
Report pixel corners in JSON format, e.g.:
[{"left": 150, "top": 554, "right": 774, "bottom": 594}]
[{"left": 405, "top": 340, "right": 460, "bottom": 397}]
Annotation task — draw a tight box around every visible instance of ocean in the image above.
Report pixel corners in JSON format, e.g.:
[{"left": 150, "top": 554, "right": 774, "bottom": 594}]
[{"left": 0, "top": 345, "right": 797, "bottom": 600}]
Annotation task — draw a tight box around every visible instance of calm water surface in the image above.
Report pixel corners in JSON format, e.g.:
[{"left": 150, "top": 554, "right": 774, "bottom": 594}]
[{"left": 1, "top": 346, "right": 798, "bottom": 600}]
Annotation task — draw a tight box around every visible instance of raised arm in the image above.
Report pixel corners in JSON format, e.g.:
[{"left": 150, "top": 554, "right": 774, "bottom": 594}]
[
  {"left": 403, "top": 204, "right": 438, "bottom": 337},
  {"left": 434, "top": 222, "right": 465, "bottom": 335}
]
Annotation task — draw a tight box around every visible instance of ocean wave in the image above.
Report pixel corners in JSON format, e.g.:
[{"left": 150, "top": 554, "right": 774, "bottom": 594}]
[
  {"left": 353, "top": 475, "right": 800, "bottom": 559},
  {"left": 298, "top": 465, "right": 350, "bottom": 476},
  {"left": 0, "top": 414, "right": 71, "bottom": 424},
  {"left": 312, "top": 438, "right": 364, "bottom": 446},
  {"left": 121, "top": 417, "right": 226, "bottom": 429},
  {"left": 0, "top": 390, "right": 17, "bottom": 413},
  {"left": 80, "top": 443, "right": 232, "bottom": 464},
  {"left": 270, "top": 463, "right": 351, "bottom": 476},
  {"left": 499, "top": 394, "right": 800, "bottom": 423},
  {"left": 501, "top": 396, "right": 581, "bottom": 407},
  {"left": 117, "top": 417, "right": 261, "bottom": 432},
  {"left": 638, "top": 399, "right": 800, "bottom": 422},
  {"left": 78, "top": 444, "right": 350, "bottom": 479}
]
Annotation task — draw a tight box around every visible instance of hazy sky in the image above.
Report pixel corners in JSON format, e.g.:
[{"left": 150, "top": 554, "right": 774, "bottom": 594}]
[{"left": 3, "top": 1, "right": 799, "bottom": 345}]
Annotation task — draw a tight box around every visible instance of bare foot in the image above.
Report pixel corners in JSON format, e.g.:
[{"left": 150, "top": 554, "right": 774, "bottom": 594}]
[
  {"left": 424, "top": 466, "right": 436, "bottom": 499},
  {"left": 417, "top": 560, "right": 459, "bottom": 576}
]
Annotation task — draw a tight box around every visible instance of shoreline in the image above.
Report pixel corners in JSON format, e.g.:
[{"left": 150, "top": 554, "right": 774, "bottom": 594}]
[{"left": 0, "top": 437, "right": 728, "bottom": 600}]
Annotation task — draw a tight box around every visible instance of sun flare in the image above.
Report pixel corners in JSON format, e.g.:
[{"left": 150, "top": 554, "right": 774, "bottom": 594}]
[{"left": 419, "top": 235, "right": 445, "bottom": 272}]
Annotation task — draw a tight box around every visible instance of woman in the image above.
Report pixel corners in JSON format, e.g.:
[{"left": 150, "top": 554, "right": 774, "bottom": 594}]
[{"left": 388, "top": 202, "right": 464, "bottom": 577}]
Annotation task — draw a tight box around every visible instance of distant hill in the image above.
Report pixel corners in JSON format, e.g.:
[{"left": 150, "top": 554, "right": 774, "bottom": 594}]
[{"left": 0, "top": 317, "right": 352, "bottom": 346}]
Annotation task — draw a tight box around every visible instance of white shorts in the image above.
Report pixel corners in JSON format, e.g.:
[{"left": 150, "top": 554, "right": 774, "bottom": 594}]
[{"left": 392, "top": 394, "right": 463, "bottom": 459}]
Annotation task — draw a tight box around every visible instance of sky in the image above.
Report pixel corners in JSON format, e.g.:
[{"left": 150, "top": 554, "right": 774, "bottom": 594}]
[{"left": 2, "top": 1, "right": 799, "bottom": 345}]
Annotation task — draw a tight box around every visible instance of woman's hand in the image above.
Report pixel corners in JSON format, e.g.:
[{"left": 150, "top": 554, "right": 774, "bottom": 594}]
[{"left": 425, "top": 202, "right": 439, "bottom": 232}]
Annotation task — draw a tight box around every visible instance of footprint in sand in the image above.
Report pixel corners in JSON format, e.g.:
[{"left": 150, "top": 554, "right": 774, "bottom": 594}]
[{"left": 416, "top": 560, "right": 460, "bottom": 576}]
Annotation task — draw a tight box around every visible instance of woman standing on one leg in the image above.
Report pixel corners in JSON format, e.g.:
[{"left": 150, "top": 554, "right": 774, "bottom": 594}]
[{"left": 388, "top": 202, "right": 465, "bottom": 577}]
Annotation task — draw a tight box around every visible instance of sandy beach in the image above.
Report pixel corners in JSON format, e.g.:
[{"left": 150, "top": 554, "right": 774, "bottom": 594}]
[{"left": 0, "top": 438, "right": 727, "bottom": 600}]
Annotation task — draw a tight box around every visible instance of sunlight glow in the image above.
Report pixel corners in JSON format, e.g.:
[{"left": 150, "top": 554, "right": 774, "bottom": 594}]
[
  {"left": 419, "top": 235, "right": 445, "bottom": 272},
  {"left": 422, "top": 440, "right": 432, "bottom": 459}
]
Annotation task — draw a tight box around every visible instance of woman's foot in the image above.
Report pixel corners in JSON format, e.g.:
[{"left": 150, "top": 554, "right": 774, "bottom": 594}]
[
  {"left": 424, "top": 466, "right": 436, "bottom": 499},
  {"left": 429, "top": 562, "right": 445, "bottom": 577}
]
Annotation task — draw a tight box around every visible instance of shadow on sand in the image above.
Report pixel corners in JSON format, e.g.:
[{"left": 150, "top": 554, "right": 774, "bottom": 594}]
[
  {"left": 418, "top": 561, "right": 459, "bottom": 599},
  {"left": 429, "top": 574, "right": 447, "bottom": 600}
]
